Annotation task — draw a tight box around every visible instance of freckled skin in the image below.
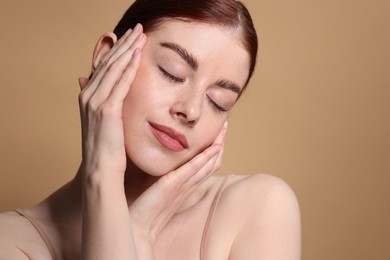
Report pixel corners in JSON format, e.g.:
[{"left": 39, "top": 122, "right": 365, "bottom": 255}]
[{"left": 121, "top": 21, "right": 250, "bottom": 175}]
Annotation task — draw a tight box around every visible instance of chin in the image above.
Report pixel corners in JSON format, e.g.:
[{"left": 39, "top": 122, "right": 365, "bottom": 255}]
[{"left": 125, "top": 144, "right": 189, "bottom": 176}]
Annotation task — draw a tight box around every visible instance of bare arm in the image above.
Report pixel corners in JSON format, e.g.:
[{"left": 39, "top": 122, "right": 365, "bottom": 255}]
[{"left": 78, "top": 23, "right": 149, "bottom": 259}]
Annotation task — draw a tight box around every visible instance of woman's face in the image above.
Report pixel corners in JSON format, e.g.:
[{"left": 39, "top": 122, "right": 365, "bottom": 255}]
[{"left": 122, "top": 20, "right": 250, "bottom": 175}]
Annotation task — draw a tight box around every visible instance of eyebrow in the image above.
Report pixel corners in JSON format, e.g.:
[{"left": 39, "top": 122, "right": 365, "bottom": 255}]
[
  {"left": 160, "top": 42, "right": 199, "bottom": 70},
  {"left": 215, "top": 79, "right": 242, "bottom": 95},
  {"left": 160, "top": 41, "right": 242, "bottom": 95}
]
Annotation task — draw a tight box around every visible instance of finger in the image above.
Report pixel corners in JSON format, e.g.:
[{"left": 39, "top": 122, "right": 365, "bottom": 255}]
[
  {"left": 90, "top": 34, "right": 146, "bottom": 106},
  {"left": 184, "top": 143, "right": 225, "bottom": 189},
  {"left": 183, "top": 149, "right": 220, "bottom": 188},
  {"left": 83, "top": 30, "right": 127, "bottom": 92},
  {"left": 144, "top": 148, "right": 220, "bottom": 221},
  {"left": 158, "top": 122, "right": 228, "bottom": 191},
  {"left": 160, "top": 144, "right": 222, "bottom": 190},
  {"left": 130, "top": 144, "right": 222, "bottom": 233},
  {"left": 213, "top": 122, "right": 228, "bottom": 170},
  {"left": 162, "top": 149, "right": 220, "bottom": 215},
  {"left": 81, "top": 24, "right": 144, "bottom": 100},
  {"left": 213, "top": 145, "right": 225, "bottom": 172},
  {"left": 213, "top": 121, "right": 228, "bottom": 145},
  {"left": 179, "top": 123, "right": 228, "bottom": 190},
  {"left": 82, "top": 28, "right": 139, "bottom": 97},
  {"left": 98, "top": 24, "right": 143, "bottom": 72},
  {"left": 78, "top": 77, "right": 89, "bottom": 90},
  {"left": 96, "top": 24, "right": 142, "bottom": 77},
  {"left": 106, "top": 48, "right": 142, "bottom": 104}
]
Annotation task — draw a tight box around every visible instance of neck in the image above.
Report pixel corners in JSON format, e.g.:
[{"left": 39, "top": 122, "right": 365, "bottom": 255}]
[
  {"left": 42, "top": 158, "right": 210, "bottom": 224},
  {"left": 45, "top": 160, "right": 160, "bottom": 215},
  {"left": 36, "top": 161, "right": 159, "bottom": 226},
  {"left": 123, "top": 157, "right": 161, "bottom": 204},
  {"left": 42, "top": 168, "right": 83, "bottom": 223}
]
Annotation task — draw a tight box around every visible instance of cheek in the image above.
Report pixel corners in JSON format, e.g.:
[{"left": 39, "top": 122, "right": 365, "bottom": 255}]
[
  {"left": 128, "top": 59, "right": 150, "bottom": 99},
  {"left": 122, "top": 59, "right": 157, "bottom": 113},
  {"left": 191, "top": 121, "right": 224, "bottom": 154}
]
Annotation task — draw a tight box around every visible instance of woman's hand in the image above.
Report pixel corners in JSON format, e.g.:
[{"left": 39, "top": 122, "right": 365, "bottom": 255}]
[
  {"left": 129, "top": 122, "right": 228, "bottom": 245},
  {"left": 78, "top": 24, "right": 146, "bottom": 182},
  {"left": 78, "top": 24, "right": 148, "bottom": 260}
]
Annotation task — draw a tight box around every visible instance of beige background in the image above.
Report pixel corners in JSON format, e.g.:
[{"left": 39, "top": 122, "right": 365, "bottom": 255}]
[{"left": 0, "top": 0, "right": 389, "bottom": 259}]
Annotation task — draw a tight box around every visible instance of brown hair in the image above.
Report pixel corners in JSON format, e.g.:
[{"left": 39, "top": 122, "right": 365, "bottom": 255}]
[{"left": 113, "top": 0, "right": 258, "bottom": 89}]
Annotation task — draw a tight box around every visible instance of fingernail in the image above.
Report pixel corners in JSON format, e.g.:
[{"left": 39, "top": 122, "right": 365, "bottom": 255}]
[
  {"left": 223, "top": 121, "right": 228, "bottom": 128},
  {"left": 134, "top": 23, "right": 141, "bottom": 32},
  {"left": 125, "top": 28, "right": 132, "bottom": 36}
]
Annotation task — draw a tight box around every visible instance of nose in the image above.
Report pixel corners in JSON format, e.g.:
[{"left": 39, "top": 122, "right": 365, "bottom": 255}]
[{"left": 169, "top": 88, "right": 203, "bottom": 126}]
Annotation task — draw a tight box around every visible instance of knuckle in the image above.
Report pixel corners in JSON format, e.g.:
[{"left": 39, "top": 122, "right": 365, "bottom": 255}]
[
  {"left": 100, "top": 102, "right": 118, "bottom": 116},
  {"left": 203, "top": 148, "right": 214, "bottom": 158},
  {"left": 125, "top": 34, "right": 135, "bottom": 43},
  {"left": 87, "top": 99, "right": 100, "bottom": 112},
  {"left": 214, "top": 161, "right": 221, "bottom": 171},
  {"left": 160, "top": 177, "right": 173, "bottom": 191},
  {"left": 106, "top": 60, "right": 119, "bottom": 73},
  {"left": 78, "top": 91, "right": 88, "bottom": 106},
  {"left": 158, "top": 174, "right": 177, "bottom": 192},
  {"left": 204, "top": 162, "right": 214, "bottom": 173},
  {"left": 187, "top": 159, "right": 198, "bottom": 170}
]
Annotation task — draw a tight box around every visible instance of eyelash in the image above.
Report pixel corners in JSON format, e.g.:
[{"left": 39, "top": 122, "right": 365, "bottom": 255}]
[
  {"left": 207, "top": 96, "right": 228, "bottom": 113},
  {"left": 158, "top": 66, "right": 185, "bottom": 83},
  {"left": 158, "top": 66, "right": 227, "bottom": 113}
]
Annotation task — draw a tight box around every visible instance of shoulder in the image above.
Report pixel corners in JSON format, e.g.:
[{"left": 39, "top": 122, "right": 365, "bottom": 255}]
[
  {"left": 220, "top": 174, "right": 300, "bottom": 214},
  {"left": 217, "top": 174, "right": 301, "bottom": 259},
  {"left": 0, "top": 211, "right": 30, "bottom": 259},
  {"left": 209, "top": 173, "right": 300, "bottom": 216},
  {"left": 0, "top": 211, "right": 52, "bottom": 260},
  {"left": 0, "top": 211, "right": 31, "bottom": 242}
]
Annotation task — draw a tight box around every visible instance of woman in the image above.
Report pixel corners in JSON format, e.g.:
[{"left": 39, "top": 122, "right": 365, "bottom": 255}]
[{"left": 0, "top": 0, "right": 300, "bottom": 259}]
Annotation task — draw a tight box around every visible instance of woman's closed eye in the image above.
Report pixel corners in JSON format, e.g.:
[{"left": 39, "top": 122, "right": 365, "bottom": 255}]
[
  {"left": 207, "top": 95, "right": 228, "bottom": 113},
  {"left": 158, "top": 65, "right": 185, "bottom": 83},
  {"left": 158, "top": 65, "right": 228, "bottom": 113}
]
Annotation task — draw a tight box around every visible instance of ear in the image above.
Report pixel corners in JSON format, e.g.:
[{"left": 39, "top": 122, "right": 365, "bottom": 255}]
[{"left": 91, "top": 32, "right": 118, "bottom": 72}]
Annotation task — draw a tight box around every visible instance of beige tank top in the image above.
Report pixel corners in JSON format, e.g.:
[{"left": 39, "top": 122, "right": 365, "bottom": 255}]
[
  {"left": 14, "top": 209, "right": 57, "bottom": 260},
  {"left": 200, "top": 175, "right": 231, "bottom": 260}
]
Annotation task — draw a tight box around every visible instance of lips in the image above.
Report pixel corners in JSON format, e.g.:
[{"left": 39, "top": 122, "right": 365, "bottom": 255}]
[{"left": 149, "top": 122, "right": 189, "bottom": 152}]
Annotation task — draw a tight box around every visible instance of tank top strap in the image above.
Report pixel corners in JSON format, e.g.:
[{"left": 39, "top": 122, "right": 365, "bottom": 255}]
[
  {"left": 200, "top": 175, "right": 232, "bottom": 260},
  {"left": 14, "top": 209, "right": 57, "bottom": 260}
]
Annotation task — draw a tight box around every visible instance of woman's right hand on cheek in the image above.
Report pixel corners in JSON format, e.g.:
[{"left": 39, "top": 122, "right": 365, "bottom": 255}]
[
  {"left": 129, "top": 122, "right": 228, "bottom": 243},
  {"left": 77, "top": 24, "right": 146, "bottom": 181}
]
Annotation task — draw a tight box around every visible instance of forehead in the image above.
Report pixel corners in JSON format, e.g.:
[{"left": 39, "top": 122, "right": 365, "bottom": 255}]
[{"left": 145, "top": 20, "right": 250, "bottom": 87}]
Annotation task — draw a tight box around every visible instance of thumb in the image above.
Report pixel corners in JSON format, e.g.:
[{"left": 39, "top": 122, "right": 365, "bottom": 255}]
[{"left": 78, "top": 77, "right": 89, "bottom": 90}]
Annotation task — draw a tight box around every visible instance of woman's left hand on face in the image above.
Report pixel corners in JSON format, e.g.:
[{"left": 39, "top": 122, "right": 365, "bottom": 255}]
[{"left": 129, "top": 121, "right": 228, "bottom": 242}]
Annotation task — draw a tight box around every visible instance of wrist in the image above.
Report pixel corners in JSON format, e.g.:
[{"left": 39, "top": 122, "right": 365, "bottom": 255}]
[
  {"left": 81, "top": 167, "right": 126, "bottom": 202},
  {"left": 81, "top": 159, "right": 124, "bottom": 181}
]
